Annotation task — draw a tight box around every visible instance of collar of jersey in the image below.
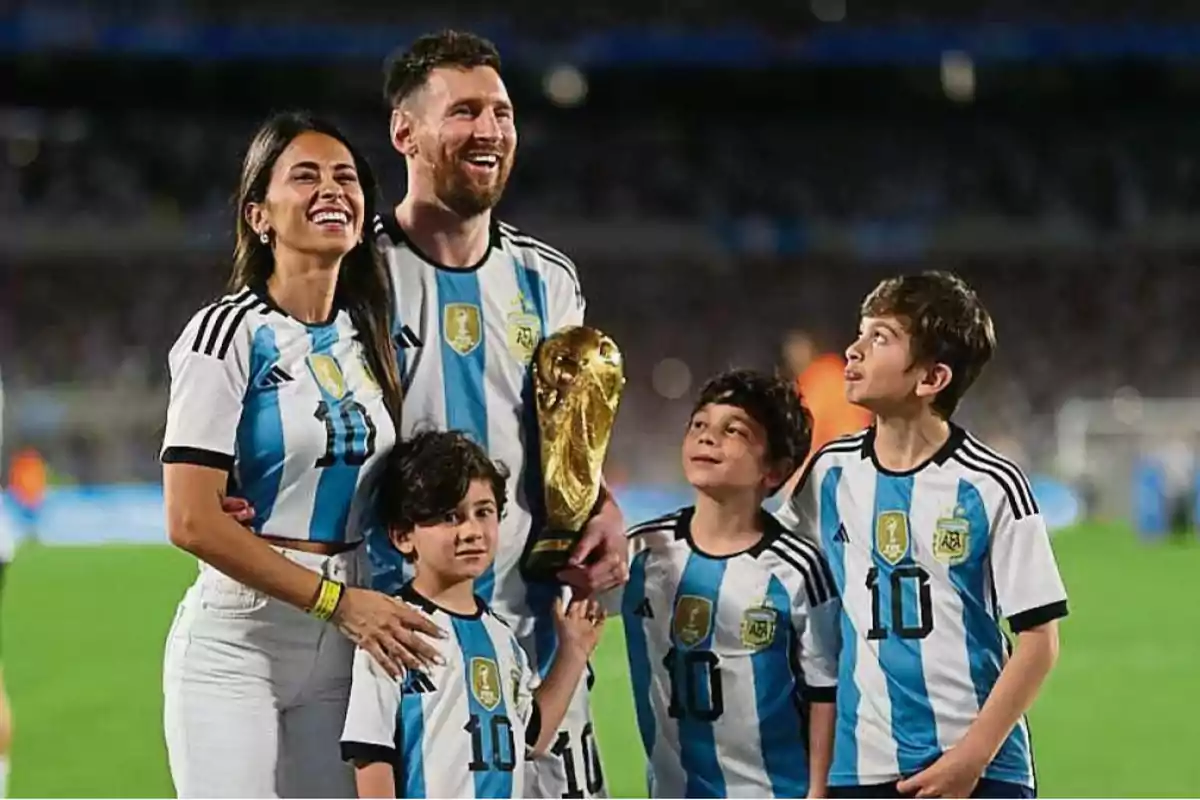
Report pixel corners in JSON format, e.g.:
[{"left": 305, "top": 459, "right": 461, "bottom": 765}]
[
  {"left": 375, "top": 208, "right": 502, "bottom": 273},
  {"left": 399, "top": 581, "right": 487, "bottom": 620},
  {"left": 250, "top": 282, "right": 341, "bottom": 328},
  {"left": 673, "top": 505, "right": 781, "bottom": 561},
  {"left": 860, "top": 421, "right": 965, "bottom": 477}
]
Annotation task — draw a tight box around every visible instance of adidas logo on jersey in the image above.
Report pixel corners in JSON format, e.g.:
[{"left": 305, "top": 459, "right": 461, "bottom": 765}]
[
  {"left": 834, "top": 524, "right": 850, "bottom": 544},
  {"left": 633, "top": 598, "right": 654, "bottom": 619},
  {"left": 258, "top": 365, "right": 293, "bottom": 388}
]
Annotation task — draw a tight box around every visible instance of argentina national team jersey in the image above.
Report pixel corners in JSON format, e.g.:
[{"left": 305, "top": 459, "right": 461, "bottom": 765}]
[
  {"left": 777, "top": 425, "right": 1069, "bottom": 789},
  {"left": 161, "top": 286, "right": 396, "bottom": 544},
  {"left": 371, "top": 213, "right": 584, "bottom": 673},
  {"left": 340, "top": 584, "right": 540, "bottom": 799},
  {"left": 613, "top": 507, "right": 841, "bottom": 798}
]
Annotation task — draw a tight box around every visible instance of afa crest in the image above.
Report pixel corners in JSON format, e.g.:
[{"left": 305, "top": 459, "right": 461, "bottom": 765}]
[
  {"left": 740, "top": 606, "right": 779, "bottom": 651},
  {"left": 470, "top": 657, "right": 502, "bottom": 711},
  {"left": 876, "top": 510, "right": 909, "bottom": 565},
  {"left": 933, "top": 512, "right": 970, "bottom": 565},
  {"left": 507, "top": 294, "right": 542, "bottom": 365},
  {"left": 306, "top": 354, "right": 347, "bottom": 400},
  {"left": 444, "top": 303, "right": 482, "bottom": 356},
  {"left": 673, "top": 595, "right": 714, "bottom": 648}
]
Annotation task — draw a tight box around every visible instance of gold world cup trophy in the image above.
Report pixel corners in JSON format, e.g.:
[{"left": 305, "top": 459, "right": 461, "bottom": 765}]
[{"left": 519, "top": 325, "right": 625, "bottom": 582}]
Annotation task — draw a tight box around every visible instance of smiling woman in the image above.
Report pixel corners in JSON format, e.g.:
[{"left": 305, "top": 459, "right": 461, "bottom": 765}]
[{"left": 157, "top": 111, "right": 444, "bottom": 798}]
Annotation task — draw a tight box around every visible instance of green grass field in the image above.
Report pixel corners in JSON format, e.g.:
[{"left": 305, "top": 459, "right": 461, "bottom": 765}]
[{"left": 3, "top": 523, "right": 1199, "bottom": 797}]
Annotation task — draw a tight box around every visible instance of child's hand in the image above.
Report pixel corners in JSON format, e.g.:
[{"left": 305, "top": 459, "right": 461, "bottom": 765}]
[{"left": 552, "top": 596, "right": 606, "bottom": 659}]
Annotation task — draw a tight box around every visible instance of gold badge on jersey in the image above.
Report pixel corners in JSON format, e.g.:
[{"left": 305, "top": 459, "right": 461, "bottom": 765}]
[
  {"left": 933, "top": 511, "right": 970, "bottom": 565},
  {"left": 444, "top": 303, "right": 482, "bottom": 356},
  {"left": 470, "top": 657, "right": 502, "bottom": 711},
  {"left": 306, "top": 354, "right": 347, "bottom": 400},
  {"left": 673, "top": 595, "right": 714, "bottom": 648},
  {"left": 876, "top": 510, "right": 909, "bottom": 565},
  {"left": 740, "top": 605, "right": 779, "bottom": 651},
  {"left": 507, "top": 293, "right": 542, "bottom": 365}
]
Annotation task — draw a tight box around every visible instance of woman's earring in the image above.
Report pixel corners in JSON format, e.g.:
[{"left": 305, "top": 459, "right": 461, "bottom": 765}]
[{"left": 260, "top": 230, "right": 270, "bottom": 245}]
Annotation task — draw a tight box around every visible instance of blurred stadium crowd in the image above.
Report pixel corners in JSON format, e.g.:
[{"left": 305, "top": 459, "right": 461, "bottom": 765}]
[
  {"left": 2, "top": 0, "right": 1198, "bottom": 492},
  {"left": 8, "top": 109, "right": 1200, "bottom": 228}
]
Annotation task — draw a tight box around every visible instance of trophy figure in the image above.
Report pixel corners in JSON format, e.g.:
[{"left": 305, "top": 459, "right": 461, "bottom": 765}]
[{"left": 519, "top": 325, "right": 625, "bottom": 581}]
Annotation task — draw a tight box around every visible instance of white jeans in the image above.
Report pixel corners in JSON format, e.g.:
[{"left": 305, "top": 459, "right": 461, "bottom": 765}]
[{"left": 163, "top": 546, "right": 366, "bottom": 799}]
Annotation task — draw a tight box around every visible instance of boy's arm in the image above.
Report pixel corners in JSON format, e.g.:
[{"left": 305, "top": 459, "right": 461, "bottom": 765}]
[
  {"left": 897, "top": 622, "right": 1061, "bottom": 798},
  {"left": 899, "top": 496, "right": 1067, "bottom": 798},
  {"left": 955, "top": 621, "right": 1060, "bottom": 764},
  {"left": 529, "top": 649, "right": 589, "bottom": 754},
  {"left": 355, "top": 763, "right": 397, "bottom": 799},
  {"left": 516, "top": 599, "right": 600, "bottom": 755},
  {"left": 340, "top": 647, "right": 403, "bottom": 798},
  {"left": 806, "top": 701, "right": 836, "bottom": 799}
]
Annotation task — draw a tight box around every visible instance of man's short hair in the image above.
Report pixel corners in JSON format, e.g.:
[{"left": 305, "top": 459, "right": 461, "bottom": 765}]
[
  {"left": 860, "top": 270, "right": 996, "bottom": 418},
  {"left": 383, "top": 29, "right": 502, "bottom": 109}
]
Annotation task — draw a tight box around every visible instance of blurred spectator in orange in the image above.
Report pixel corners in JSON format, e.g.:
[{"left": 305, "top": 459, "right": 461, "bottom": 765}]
[
  {"left": 780, "top": 330, "right": 871, "bottom": 486},
  {"left": 8, "top": 447, "right": 47, "bottom": 542}
]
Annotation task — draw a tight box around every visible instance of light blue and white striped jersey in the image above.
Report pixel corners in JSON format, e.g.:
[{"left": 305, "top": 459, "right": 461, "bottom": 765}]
[
  {"left": 776, "top": 425, "right": 1069, "bottom": 789},
  {"left": 161, "top": 287, "right": 396, "bottom": 544},
  {"left": 613, "top": 507, "right": 841, "bottom": 798},
  {"left": 340, "top": 583, "right": 539, "bottom": 799},
  {"left": 369, "top": 214, "right": 584, "bottom": 674}
]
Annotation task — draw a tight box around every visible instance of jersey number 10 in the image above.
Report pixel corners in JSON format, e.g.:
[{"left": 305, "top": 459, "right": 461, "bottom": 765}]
[
  {"left": 465, "top": 714, "right": 516, "bottom": 773},
  {"left": 866, "top": 565, "right": 934, "bottom": 640},
  {"left": 663, "top": 648, "right": 724, "bottom": 721},
  {"left": 313, "top": 400, "right": 377, "bottom": 468}
]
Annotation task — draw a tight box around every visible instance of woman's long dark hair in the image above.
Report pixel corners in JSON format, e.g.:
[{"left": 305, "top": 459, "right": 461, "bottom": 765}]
[{"left": 230, "top": 110, "right": 402, "bottom": 429}]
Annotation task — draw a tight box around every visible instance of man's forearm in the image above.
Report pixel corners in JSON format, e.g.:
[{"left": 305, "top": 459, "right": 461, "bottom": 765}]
[
  {"left": 593, "top": 474, "right": 620, "bottom": 518},
  {"left": 959, "top": 623, "right": 1060, "bottom": 764}
]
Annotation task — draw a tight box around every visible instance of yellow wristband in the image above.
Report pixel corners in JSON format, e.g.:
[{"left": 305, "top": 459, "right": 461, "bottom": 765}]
[{"left": 309, "top": 579, "right": 344, "bottom": 622}]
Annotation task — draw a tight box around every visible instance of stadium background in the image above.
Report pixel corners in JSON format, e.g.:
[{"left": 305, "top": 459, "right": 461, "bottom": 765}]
[{"left": 2, "top": 0, "right": 1200, "bottom": 796}]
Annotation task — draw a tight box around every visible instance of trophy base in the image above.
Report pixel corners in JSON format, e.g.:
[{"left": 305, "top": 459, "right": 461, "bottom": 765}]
[{"left": 519, "top": 529, "right": 583, "bottom": 583}]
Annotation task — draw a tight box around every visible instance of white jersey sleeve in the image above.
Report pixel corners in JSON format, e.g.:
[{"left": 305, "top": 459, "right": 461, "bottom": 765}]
[
  {"left": 547, "top": 270, "right": 584, "bottom": 332},
  {"left": 775, "top": 433, "right": 869, "bottom": 538},
  {"left": 776, "top": 472, "right": 816, "bottom": 535},
  {"left": 768, "top": 531, "right": 840, "bottom": 699},
  {"left": 990, "top": 499, "right": 1068, "bottom": 632},
  {"left": 793, "top": 564, "right": 840, "bottom": 698},
  {"left": 537, "top": 243, "right": 585, "bottom": 332},
  {"left": 341, "top": 646, "right": 401, "bottom": 762},
  {"left": 160, "top": 299, "right": 254, "bottom": 468}
]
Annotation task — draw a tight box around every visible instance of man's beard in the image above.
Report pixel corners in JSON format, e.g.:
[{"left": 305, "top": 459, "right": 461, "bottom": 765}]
[{"left": 434, "top": 156, "right": 512, "bottom": 219}]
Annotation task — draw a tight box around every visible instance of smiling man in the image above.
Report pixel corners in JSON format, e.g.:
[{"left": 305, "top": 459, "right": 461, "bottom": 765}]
[{"left": 368, "top": 30, "right": 629, "bottom": 799}]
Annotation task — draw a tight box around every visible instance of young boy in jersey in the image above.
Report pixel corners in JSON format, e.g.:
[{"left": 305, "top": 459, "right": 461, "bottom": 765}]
[
  {"left": 778, "top": 271, "right": 1068, "bottom": 799},
  {"left": 612, "top": 369, "right": 840, "bottom": 799},
  {"left": 340, "top": 430, "right": 605, "bottom": 799}
]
